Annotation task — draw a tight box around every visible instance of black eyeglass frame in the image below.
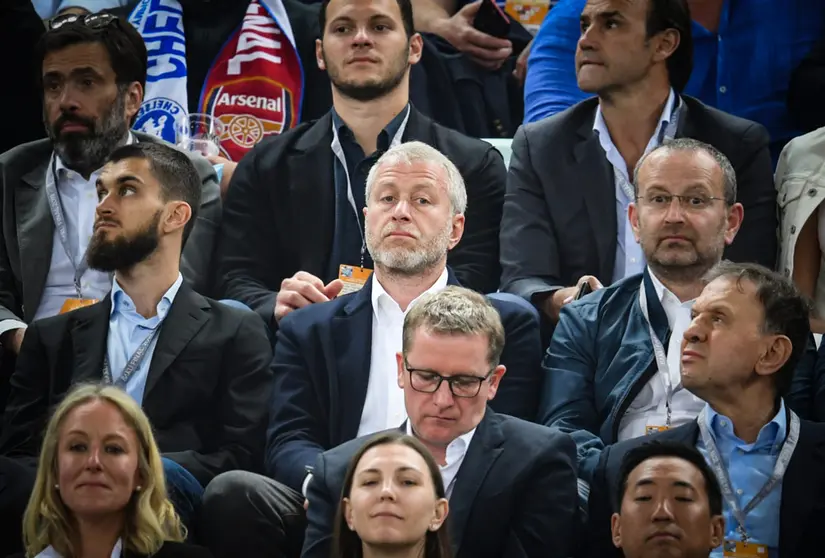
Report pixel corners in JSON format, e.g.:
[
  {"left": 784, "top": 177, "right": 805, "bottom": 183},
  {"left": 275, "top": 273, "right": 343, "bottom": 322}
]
[{"left": 403, "top": 359, "right": 496, "bottom": 398}]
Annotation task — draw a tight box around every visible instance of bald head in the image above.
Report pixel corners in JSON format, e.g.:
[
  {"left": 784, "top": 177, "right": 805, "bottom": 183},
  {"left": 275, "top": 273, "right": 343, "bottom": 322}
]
[{"left": 633, "top": 138, "right": 737, "bottom": 206}]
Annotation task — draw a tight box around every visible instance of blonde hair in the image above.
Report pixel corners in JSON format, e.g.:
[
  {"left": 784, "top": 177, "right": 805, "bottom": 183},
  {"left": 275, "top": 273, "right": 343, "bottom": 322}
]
[
  {"left": 23, "top": 384, "right": 184, "bottom": 557},
  {"left": 402, "top": 286, "right": 505, "bottom": 367},
  {"left": 365, "top": 141, "right": 468, "bottom": 215}
]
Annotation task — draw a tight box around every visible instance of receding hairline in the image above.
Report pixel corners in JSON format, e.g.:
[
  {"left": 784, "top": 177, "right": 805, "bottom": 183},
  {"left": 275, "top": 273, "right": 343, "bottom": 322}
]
[
  {"left": 371, "top": 156, "right": 450, "bottom": 182},
  {"left": 636, "top": 147, "right": 725, "bottom": 190}
]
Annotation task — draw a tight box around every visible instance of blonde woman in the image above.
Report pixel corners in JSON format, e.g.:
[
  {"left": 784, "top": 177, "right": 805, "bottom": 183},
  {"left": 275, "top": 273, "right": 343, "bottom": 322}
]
[{"left": 14, "top": 384, "right": 211, "bottom": 558}]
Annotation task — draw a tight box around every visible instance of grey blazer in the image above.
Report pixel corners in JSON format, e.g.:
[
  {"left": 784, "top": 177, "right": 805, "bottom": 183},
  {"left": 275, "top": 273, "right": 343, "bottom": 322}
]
[{"left": 0, "top": 132, "right": 221, "bottom": 325}]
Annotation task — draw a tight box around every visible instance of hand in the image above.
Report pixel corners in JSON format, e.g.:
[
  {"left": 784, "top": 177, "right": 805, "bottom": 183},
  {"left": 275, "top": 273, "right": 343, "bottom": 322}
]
[
  {"left": 206, "top": 155, "right": 238, "bottom": 200},
  {"left": 810, "top": 317, "right": 825, "bottom": 335},
  {"left": 1, "top": 327, "right": 25, "bottom": 356},
  {"left": 433, "top": 1, "right": 513, "bottom": 70},
  {"left": 274, "top": 272, "right": 345, "bottom": 323},
  {"left": 543, "top": 275, "right": 604, "bottom": 322},
  {"left": 512, "top": 38, "right": 533, "bottom": 85}
]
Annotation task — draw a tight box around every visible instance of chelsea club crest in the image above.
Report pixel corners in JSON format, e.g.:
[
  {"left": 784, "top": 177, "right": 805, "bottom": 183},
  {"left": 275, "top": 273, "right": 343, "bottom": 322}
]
[{"left": 133, "top": 98, "right": 185, "bottom": 143}]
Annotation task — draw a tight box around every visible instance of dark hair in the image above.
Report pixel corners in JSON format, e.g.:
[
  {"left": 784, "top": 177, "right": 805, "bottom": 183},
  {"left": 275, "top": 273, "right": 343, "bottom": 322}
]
[
  {"left": 36, "top": 16, "right": 148, "bottom": 94},
  {"left": 104, "top": 143, "right": 201, "bottom": 247},
  {"left": 616, "top": 441, "right": 723, "bottom": 516},
  {"left": 319, "top": 0, "right": 415, "bottom": 39},
  {"left": 702, "top": 261, "right": 812, "bottom": 397},
  {"left": 333, "top": 432, "right": 453, "bottom": 558},
  {"left": 645, "top": 0, "right": 693, "bottom": 92},
  {"left": 633, "top": 138, "right": 737, "bottom": 206}
]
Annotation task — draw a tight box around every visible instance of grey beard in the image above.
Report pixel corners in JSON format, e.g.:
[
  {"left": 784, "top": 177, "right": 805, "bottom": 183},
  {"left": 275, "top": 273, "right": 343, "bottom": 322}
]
[{"left": 47, "top": 90, "right": 130, "bottom": 176}]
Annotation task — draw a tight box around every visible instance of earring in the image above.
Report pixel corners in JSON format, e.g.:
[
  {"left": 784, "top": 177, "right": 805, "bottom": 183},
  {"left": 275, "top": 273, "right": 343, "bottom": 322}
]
[
  {"left": 135, "top": 486, "right": 142, "bottom": 492},
  {"left": 53, "top": 483, "right": 59, "bottom": 490}
]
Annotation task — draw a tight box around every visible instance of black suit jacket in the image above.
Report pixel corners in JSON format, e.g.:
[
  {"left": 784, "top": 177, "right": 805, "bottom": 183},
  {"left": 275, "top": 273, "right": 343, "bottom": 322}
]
[
  {"left": 7, "top": 541, "right": 213, "bottom": 558},
  {"left": 0, "top": 133, "right": 221, "bottom": 326},
  {"left": 584, "top": 416, "right": 825, "bottom": 558},
  {"left": 789, "top": 38, "right": 825, "bottom": 133},
  {"left": 500, "top": 96, "right": 777, "bottom": 303},
  {"left": 302, "top": 410, "right": 579, "bottom": 558},
  {"left": 215, "top": 106, "right": 507, "bottom": 329},
  {"left": 0, "top": 284, "right": 272, "bottom": 486},
  {"left": 264, "top": 269, "right": 543, "bottom": 491}
]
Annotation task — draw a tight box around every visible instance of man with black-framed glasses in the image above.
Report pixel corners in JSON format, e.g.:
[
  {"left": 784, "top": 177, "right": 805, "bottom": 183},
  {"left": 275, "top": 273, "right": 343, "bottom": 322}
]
[
  {"left": 538, "top": 138, "right": 818, "bottom": 488},
  {"left": 300, "top": 286, "right": 579, "bottom": 558},
  {"left": 198, "top": 141, "right": 542, "bottom": 558}
]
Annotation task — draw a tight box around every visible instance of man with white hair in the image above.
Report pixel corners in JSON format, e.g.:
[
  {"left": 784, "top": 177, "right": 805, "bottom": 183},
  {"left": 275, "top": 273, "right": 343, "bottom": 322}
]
[
  {"left": 213, "top": 0, "right": 507, "bottom": 335},
  {"left": 198, "top": 141, "right": 543, "bottom": 558}
]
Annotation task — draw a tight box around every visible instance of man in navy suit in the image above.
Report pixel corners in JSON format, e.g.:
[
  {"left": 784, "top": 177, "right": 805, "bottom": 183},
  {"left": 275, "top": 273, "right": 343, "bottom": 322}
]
[
  {"left": 584, "top": 262, "right": 825, "bottom": 558},
  {"left": 198, "top": 141, "right": 544, "bottom": 558},
  {"left": 300, "top": 286, "right": 578, "bottom": 558}
]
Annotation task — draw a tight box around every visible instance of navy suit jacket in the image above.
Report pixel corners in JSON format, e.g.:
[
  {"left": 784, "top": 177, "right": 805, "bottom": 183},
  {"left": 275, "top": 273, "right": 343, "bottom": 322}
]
[
  {"left": 301, "top": 409, "right": 579, "bottom": 558},
  {"left": 265, "top": 269, "right": 543, "bottom": 491},
  {"left": 584, "top": 414, "right": 825, "bottom": 558}
]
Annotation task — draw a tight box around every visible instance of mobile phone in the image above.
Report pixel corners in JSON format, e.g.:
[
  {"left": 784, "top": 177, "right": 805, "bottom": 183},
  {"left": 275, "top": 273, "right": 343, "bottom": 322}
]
[
  {"left": 473, "top": 0, "right": 511, "bottom": 39},
  {"left": 574, "top": 282, "right": 593, "bottom": 301}
]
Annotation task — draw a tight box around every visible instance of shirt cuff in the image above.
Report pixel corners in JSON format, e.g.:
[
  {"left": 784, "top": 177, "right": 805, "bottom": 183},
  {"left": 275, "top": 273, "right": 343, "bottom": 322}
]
[{"left": 0, "top": 320, "right": 27, "bottom": 338}]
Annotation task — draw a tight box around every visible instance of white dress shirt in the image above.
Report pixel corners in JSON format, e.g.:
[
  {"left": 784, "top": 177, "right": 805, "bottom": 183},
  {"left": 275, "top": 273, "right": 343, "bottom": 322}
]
[
  {"left": 35, "top": 538, "right": 122, "bottom": 558},
  {"left": 593, "top": 89, "right": 678, "bottom": 283},
  {"left": 356, "top": 268, "right": 449, "bottom": 437},
  {"left": 33, "top": 135, "right": 136, "bottom": 322},
  {"left": 406, "top": 421, "right": 476, "bottom": 498},
  {"left": 616, "top": 269, "right": 705, "bottom": 441}
]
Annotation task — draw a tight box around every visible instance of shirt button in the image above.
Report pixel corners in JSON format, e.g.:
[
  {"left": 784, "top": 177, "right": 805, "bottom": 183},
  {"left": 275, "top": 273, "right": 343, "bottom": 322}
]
[
  {"left": 720, "top": 420, "right": 727, "bottom": 427},
  {"left": 719, "top": 86, "right": 727, "bottom": 94},
  {"left": 736, "top": 488, "right": 744, "bottom": 495}
]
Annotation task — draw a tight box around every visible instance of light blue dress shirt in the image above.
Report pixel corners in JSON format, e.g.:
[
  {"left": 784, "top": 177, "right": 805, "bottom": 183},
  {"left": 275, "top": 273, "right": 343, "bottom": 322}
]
[
  {"left": 696, "top": 400, "right": 787, "bottom": 558},
  {"left": 106, "top": 273, "right": 183, "bottom": 406},
  {"left": 592, "top": 88, "right": 677, "bottom": 284}
]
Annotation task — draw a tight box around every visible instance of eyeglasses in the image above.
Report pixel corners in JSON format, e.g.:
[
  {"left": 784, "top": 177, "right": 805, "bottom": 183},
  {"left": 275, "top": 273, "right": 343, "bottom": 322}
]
[
  {"left": 49, "top": 12, "right": 119, "bottom": 31},
  {"left": 404, "top": 361, "right": 494, "bottom": 398},
  {"left": 636, "top": 193, "right": 726, "bottom": 212}
]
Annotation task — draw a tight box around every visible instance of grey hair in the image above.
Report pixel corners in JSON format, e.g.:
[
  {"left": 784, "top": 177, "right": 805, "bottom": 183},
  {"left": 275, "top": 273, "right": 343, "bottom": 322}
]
[
  {"left": 365, "top": 141, "right": 468, "bottom": 215},
  {"left": 632, "top": 138, "right": 737, "bottom": 205},
  {"left": 402, "top": 286, "right": 505, "bottom": 367}
]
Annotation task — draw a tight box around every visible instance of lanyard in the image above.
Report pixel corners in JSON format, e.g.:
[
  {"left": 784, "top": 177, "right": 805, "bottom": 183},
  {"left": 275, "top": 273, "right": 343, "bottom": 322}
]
[
  {"left": 617, "top": 97, "right": 682, "bottom": 201},
  {"left": 45, "top": 155, "right": 90, "bottom": 299},
  {"left": 698, "top": 406, "right": 799, "bottom": 543},
  {"left": 102, "top": 326, "right": 162, "bottom": 388},
  {"left": 330, "top": 106, "right": 411, "bottom": 267},
  {"left": 638, "top": 277, "right": 676, "bottom": 427}
]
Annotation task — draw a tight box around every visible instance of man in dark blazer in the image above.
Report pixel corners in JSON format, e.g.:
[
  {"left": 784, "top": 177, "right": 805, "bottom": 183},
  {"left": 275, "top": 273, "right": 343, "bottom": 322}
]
[
  {"left": 0, "top": 143, "right": 271, "bottom": 556},
  {"left": 198, "top": 143, "right": 541, "bottom": 558},
  {"left": 584, "top": 262, "right": 825, "bottom": 558},
  {"left": 0, "top": 15, "right": 221, "bottom": 412},
  {"left": 214, "top": 0, "right": 506, "bottom": 332},
  {"left": 298, "top": 286, "right": 577, "bottom": 558},
  {"left": 500, "top": 0, "right": 776, "bottom": 325}
]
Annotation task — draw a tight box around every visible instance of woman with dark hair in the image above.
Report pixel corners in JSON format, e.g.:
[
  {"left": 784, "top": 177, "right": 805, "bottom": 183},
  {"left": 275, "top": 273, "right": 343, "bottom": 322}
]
[{"left": 333, "top": 432, "right": 451, "bottom": 558}]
